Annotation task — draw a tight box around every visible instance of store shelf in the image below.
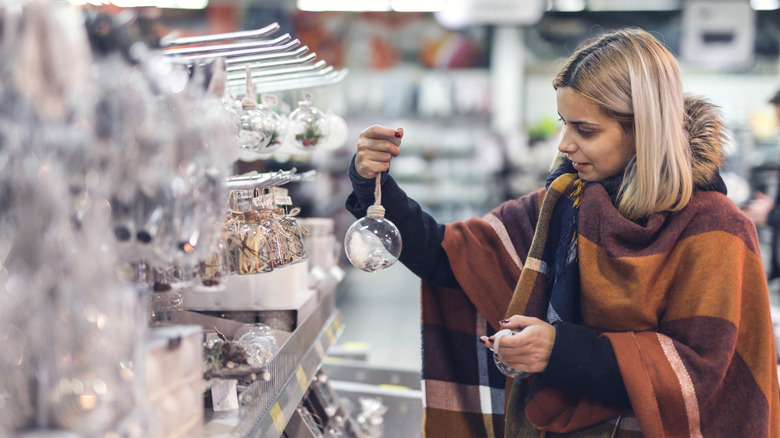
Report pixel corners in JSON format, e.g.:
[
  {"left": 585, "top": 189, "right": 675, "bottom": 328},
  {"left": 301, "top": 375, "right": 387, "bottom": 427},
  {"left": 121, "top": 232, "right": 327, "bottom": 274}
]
[{"left": 203, "top": 291, "right": 343, "bottom": 438}]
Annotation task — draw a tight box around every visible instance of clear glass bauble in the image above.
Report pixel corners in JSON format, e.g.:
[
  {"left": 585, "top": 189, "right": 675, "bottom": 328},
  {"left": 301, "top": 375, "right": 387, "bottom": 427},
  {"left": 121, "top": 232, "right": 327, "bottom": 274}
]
[
  {"left": 288, "top": 98, "right": 330, "bottom": 152},
  {"left": 256, "top": 94, "right": 286, "bottom": 156},
  {"left": 258, "top": 108, "right": 286, "bottom": 155},
  {"left": 344, "top": 216, "right": 402, "bottom": 273},
  {"left": 222, "top": 97, "right": 243, "bottom": 134},
  {"left": 492, "top": 329, "right": 530, "bottom": 379},
  {"left": 238, "top": 108, "right": 272, "bottom": 152},
  {"left": 235, "top": 323, "right": 279, "bottom": 367}
]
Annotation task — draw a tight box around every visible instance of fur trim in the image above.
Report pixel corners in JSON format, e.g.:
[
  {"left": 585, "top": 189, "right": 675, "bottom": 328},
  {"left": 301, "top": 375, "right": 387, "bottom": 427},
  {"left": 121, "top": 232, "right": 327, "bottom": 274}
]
[{"left": 684, "top": 94, "right": 727, "bottom": 186}]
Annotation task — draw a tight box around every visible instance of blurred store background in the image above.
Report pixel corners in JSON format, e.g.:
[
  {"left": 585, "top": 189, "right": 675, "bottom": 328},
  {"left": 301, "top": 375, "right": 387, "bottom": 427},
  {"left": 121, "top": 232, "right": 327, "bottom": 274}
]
[
  {"left": 173, "top": 0, "right": 780, "bottom": 370},
  {"left": 1, "top": 0, "right": 779, "bottom": 436}
]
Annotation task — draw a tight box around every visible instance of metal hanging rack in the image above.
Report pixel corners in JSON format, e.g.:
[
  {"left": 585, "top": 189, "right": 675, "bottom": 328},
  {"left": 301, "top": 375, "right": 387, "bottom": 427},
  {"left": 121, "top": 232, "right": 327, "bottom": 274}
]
[
  {"left": 160, "top": 22, "right": 282, "bottom": 47},
  {"left": 161, "top": 23, "right": 347, "bottom": 94},
  {"left": 225, "top": 169, "right": 317, "bottom": 192}
]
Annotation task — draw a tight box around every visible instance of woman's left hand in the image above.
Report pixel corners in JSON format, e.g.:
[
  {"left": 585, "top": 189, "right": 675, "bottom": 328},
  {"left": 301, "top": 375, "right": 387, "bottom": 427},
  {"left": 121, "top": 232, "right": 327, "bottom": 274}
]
[{"left": 480, "top": 315, "right": 556, "bottom": 374}]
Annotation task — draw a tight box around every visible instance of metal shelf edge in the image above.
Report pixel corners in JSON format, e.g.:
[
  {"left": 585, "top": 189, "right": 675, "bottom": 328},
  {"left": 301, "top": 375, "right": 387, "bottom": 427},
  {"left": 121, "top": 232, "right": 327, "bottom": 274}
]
[{"left": 248, "top": 310, "right": 344, "bottom": 437}]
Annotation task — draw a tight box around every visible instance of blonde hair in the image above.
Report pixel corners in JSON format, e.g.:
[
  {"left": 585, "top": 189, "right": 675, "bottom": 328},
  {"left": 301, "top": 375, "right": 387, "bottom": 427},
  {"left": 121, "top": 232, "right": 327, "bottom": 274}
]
[{"left": 552, "top": 28, "right": 692, "bottom": 220}]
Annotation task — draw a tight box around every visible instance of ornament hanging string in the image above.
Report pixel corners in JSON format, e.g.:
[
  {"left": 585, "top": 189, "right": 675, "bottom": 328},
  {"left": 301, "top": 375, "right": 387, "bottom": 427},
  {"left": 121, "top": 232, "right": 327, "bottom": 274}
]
[
  {"left": 367, "top": 174, "right": 385, "bottom": 219},
  {"left": 242, "top": 65, "right": 257, "bottom": 110}
]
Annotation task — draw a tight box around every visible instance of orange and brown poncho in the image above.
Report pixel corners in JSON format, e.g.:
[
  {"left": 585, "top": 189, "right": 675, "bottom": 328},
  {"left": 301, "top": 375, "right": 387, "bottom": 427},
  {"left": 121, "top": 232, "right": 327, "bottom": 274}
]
[{"left": 421, "top": 98, "right": 780, "bottom": 437}]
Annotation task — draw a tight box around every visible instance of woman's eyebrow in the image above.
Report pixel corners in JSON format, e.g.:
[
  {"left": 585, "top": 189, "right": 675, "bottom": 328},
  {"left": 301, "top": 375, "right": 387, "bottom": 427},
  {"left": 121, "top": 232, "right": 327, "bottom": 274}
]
[{"left": 558, "top": 113, "right": 599, "bottom": 126}]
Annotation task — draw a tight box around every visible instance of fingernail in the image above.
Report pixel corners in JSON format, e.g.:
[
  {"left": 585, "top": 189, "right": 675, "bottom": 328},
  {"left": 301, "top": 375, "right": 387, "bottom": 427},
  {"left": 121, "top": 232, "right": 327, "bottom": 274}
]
[
  {"left": 479, "top": 337, "right": 486, "bottom": 344},
  {"left": 499, "top": 319, "right": 510, "bottom": 324},
  {"left": 488, "top": 336, "right": 495, "bottom": 342},
  {"left": 394, "top": 131, "right": 401, "bottom": 138}
]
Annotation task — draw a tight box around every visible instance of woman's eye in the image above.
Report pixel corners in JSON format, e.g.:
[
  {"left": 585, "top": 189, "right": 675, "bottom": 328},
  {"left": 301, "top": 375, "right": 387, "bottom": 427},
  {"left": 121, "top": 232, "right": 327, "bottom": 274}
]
[{"left": 578, "top": 129, "right": 595, "bottom": 137}]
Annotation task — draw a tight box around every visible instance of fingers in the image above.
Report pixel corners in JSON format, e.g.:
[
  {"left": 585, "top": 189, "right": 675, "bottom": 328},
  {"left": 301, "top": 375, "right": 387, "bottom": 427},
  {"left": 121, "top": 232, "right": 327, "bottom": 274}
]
[
  {"left": 360, "top": 124, "right": 403, "bottom": 144},
  {"left": 355, "top": 125, "right": 403, "bottom": 179},
  {"left": 498, "top": 315, "right": 538, "bottom": 330},
  {"left": 481, "top": 316, "right": 556, "bottom": 373}
]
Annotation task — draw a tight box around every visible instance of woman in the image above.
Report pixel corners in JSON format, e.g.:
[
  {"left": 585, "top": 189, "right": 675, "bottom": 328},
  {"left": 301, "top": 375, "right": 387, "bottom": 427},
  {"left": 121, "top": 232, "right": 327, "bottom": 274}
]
[{"left": 346, "top": 28, "right": 780, "bottom": 437}]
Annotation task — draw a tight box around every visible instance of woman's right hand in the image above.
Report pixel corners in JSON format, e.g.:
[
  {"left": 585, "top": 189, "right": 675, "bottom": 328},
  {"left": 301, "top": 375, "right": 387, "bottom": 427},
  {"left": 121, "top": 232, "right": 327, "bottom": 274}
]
[{"left": 355, "top": 125, "right": 403, "bottom": 179}]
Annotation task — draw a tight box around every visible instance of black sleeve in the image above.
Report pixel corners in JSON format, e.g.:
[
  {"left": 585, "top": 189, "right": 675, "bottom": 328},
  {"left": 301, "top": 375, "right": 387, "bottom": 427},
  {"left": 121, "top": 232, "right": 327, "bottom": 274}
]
[
  {"left": 541, "top": 322, "right": 631, "bottom": 409},
  {"left": 345, "top": 155, "right": 459, "bottom": 289},
  {"left": 766, "top": 206, "right": 780, "bottom": 228}
]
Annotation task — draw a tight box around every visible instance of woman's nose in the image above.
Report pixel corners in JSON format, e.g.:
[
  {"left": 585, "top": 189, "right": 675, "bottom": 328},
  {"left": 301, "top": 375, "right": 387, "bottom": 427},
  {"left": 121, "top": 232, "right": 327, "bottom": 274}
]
[{"left": 557, "top": 133, "right": 576, "bottom": 154}]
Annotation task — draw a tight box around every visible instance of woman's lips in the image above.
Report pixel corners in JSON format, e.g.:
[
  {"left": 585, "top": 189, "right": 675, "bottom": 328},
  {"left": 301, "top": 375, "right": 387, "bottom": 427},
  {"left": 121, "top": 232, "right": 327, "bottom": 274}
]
[{"left": 571, "top": 161, "right": 589, "bottom": 171}]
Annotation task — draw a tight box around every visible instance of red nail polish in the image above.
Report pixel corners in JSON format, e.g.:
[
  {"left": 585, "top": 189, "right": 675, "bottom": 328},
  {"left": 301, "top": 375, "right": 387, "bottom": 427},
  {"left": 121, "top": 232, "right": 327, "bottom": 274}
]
[
  {"left": 479, "top": 338, "right": 486, "bottom": 344},
  {"left": 499, "top": 319, "right": 510, "bottom": 324},
  {"left": 394, "top": 131, "right": 401, "bottom": 138},
  {"left": 488, "top": 336, "right": 495, "bottom": 342}
]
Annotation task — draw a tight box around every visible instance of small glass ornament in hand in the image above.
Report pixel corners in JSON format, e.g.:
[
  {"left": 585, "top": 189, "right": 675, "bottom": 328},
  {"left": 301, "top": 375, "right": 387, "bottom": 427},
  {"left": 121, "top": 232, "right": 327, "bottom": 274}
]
[
  {"left": 344, "top": 175, "right": 402, "bottom": 272},
  {"left": 288, "top": 92, "right": 330, "bottom": 151},
  {"left": 491, "top": 329, "right": 530, "bottom": 379}
]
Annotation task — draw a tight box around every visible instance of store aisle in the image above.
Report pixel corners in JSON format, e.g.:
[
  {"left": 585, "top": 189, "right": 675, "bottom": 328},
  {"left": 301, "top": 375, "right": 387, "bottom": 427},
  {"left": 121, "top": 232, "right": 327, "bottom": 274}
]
[{"left": 334, "top": 264, "right": 423, "bottom": 371}]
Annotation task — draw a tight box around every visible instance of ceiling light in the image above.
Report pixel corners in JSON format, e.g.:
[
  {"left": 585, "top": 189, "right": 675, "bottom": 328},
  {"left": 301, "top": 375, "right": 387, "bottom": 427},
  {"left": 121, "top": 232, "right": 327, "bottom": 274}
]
[
  {"left": 554, "top": 0, "right": 585, "bottom": 11},
  {"left": 296, "top": 0, "right": 391, "bottom": 11},
  {"left": 587, "top": 0, "right": 680, "bottom": 11},
  {"left": 391, "top": 0, "right": 447, "bottom": 11},
  {"left": 110, "top": 0, "right": 207, "bottom": 8},
  {"left": 750, "top": 0, "right": 779, "bottom": 10}
]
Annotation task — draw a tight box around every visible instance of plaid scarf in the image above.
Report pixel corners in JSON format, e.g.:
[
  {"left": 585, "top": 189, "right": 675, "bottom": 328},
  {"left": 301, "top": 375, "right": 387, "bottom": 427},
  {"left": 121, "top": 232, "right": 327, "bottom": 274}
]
[
  {"left": 423, "top": 167, "right": 779, "bottom": 437},
  {"left": 543, "top": 165, "right": 587, "bottom": 326}
]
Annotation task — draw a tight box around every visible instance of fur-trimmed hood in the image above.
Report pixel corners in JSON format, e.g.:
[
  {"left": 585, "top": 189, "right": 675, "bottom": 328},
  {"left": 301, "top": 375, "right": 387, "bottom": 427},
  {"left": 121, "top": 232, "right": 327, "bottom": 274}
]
[{"left": 684, "top": 94, "right": 727, "bottom": 187}]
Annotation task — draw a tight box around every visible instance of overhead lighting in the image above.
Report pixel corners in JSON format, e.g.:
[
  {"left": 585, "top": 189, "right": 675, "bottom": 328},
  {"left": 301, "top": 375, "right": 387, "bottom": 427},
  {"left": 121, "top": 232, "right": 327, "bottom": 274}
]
[
  {"left": 296, "top": 0, "right": 391, "bottom": 11},
  {"left": 587, "top": 0, "right": 680, "bottom": 11},
  {"left": 72, "top": 0, "right": 208, "bottom": 8},
  {"left": 390, "top": 0, "right": 447, "bottom": 11},
  {"left": 553, "top": 0, "right": 585, "bottom": 11},
  {"left": 750, "top": 0, "right": 779, "bottom": 10},
  {"left": 296, "top": 0, "right": 447, "bottom": 12}
]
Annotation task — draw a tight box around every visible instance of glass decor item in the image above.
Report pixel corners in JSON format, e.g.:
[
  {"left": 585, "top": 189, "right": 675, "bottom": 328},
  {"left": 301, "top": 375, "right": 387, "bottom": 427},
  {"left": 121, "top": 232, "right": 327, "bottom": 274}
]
[
  {"left": 491, "top": 329, "right": 530, "bottom": 379},
  {"left": 238, "top": 104, "right": 271, "bottom": 153},
  {"left": 344, "top": 174, "right": 402, "bottom": 272},
  {"left": 237, "top": 66, "right": 272, "bottom": 153},
  {"left": 288, "top": 92, "right": 329, "bottom": 151},
  {"left": 234, "top": 323, "right": 279, "bottom": 368},
  {"left": 256, "top": 93, "right": 286, "bottom": 155}
]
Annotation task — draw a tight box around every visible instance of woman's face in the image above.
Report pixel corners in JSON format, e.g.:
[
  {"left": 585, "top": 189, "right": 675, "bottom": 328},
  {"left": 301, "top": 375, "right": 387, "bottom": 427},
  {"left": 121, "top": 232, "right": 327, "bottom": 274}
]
[{"left": 556, "top": 87, "right": 635, "bottom": 182}]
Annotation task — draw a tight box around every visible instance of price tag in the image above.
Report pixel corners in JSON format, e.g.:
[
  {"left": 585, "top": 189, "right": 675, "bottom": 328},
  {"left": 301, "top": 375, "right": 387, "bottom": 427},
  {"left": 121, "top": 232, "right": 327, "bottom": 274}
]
[
  {"left": 211, "top": 379, "right": 239, "bottom": 412},
  {"left": 333, "top": 315, "right": 342, "bottom": 331},
  {"left": 270, "top": 403, "right": 285, "bottom": 434},
  {"left": 233, "top": 190, "right": 253, "bottom": 211},
  {"left": 295, "top": 366, "right": 308, "bottom": 391},
  {"left": 325, "top": 326, "right": 334, "bottom": 344},
  {"left": 261, "top": 93, "right": 279, "bottom": 109},
  {"left": 273, "top": 188, "right": 291, "bottom": 206}
]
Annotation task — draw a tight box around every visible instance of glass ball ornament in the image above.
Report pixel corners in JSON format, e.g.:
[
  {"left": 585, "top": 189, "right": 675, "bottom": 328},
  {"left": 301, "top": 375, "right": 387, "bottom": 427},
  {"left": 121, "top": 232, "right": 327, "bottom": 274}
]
[
  {"left": 288, "top": 93, "right": 329, "bottom": 152},
  {"left": 254, "top": 94, "right": 286, "bottom": 156},
  {"left": 491, "top": 329, "right": 530, "bottom": 379},
  {"left": 222, "top": 96, "right": 243, "bottom": 135},
  {"left": 235, "top": 67, "right": 282, "bottom": 155},
  {"left": 238, "top": 102, "right": 273, "bottom": 153},
  {"left": 344, "top": 205, "right": 402, "bottom": 273}
]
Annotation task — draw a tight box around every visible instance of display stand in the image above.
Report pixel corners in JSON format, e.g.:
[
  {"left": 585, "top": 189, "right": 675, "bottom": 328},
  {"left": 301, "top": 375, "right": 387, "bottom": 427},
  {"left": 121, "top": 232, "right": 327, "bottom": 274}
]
[{"left": 197, "top": 288, "right": 342, "bottom": 437}]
